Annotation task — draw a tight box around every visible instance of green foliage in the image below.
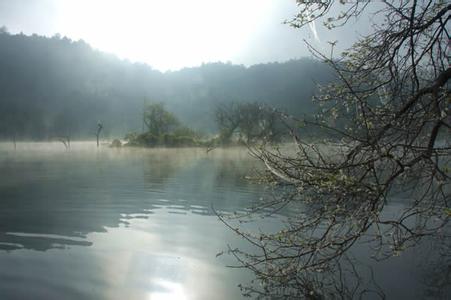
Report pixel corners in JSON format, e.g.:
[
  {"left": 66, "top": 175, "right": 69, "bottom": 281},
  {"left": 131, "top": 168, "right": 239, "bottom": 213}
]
[
  {"left": 143, "top": 103, "right": 179, "bottom": 136},
  {"left": 172, "top": 126, "right": 200, "bottom": 139},
  {"left": 160, "top": 133, "right": 198, "bottom": 147},
  {"left": 126, "top": 132, "right": 159, "bottom": 147},
  {"left": 126, "top": 104, "right": 202, "bottom": 147},
  {"left": 125, "top": 131, "right": 200, "bottom": 147}
]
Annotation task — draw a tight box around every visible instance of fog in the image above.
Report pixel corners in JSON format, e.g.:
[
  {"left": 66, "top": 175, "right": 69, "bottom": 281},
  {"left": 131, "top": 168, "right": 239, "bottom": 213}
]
[
  {"left": 0, "top": 0, "right": 369, "bottom": 141},
  {"left": 0, "top": 0, "right": 370, "bottom": 71},
  {"left": 0, "top": 1, "right": 449, "bottom": 299},
  {"left": 0, "top": 30, "right": 336, "bottom": 140}
]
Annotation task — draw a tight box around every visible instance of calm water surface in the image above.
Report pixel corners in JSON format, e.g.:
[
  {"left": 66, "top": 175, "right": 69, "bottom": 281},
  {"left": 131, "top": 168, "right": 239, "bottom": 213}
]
[{"left": 0, "top": 142, "right": 449, "bottom": 299}]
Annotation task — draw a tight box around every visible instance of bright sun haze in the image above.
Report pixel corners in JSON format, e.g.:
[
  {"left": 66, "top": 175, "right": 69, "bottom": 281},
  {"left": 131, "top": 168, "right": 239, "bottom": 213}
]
[
  {"left": 56, "top": 0, "right": 276, "bottom": 71},
  {"left": 0, "top": 0, "right": 366, "bottom": 71}
]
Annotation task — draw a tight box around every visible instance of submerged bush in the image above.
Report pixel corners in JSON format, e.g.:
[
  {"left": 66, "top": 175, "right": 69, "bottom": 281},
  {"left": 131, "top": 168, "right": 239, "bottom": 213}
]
[
  {"left": 125, "top": 104, "right": 205, "bottom": 148},
  {"left": 125, "top": 132, "right": 201, "bottom": 147}
]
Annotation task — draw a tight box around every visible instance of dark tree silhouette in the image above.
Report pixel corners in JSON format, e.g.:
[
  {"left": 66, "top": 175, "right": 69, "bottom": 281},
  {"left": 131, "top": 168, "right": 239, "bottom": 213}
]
[
  {"left": 222, "top": 1, "right": 451, "bottom": 298},
  {"left": 215, "top": 102, "right": 282, "bottom": 144}
]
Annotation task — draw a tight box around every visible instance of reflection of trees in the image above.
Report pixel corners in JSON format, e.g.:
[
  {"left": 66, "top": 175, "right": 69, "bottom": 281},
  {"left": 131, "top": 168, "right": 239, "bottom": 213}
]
[
  {"left": 0, "top": 148, "right": 263, "bottom": 252},
  {"left": 0, "top": 232, "right": 92, "bottom": 251},
  {"left": 420, "top": 237, "right": 451, "bottom": 299},
  {"left": 141, "top": 148, "right": 265, "bottom": 214},
  {"left": 141, "top": 149, "right": 191, "bottom": 185}
]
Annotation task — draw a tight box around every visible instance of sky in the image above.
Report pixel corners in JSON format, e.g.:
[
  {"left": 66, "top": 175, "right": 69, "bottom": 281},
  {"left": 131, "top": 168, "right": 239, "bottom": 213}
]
[{"left": 0, "top": 0, "right": 366, "bottom": 71}]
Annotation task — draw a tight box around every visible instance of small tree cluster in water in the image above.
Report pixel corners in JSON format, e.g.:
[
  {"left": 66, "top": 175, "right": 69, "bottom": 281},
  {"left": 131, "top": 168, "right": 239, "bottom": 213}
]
[
  {"left": 124, "top": 103, "right": 203, "bottom": 147},
  {"left": 124, "top": 101, "right": 285, "bottom": 148}
]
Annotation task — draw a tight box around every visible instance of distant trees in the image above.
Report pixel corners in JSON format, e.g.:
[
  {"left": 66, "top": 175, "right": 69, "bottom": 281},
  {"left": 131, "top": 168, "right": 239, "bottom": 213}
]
[
  {"left": 143, "top": 103, "right": 179, "bottom": 136},
  {"left": 126, "top": 100, "right": 282, "bottom": 148},
  {"left": 215, "top": 102, "right": 282, "bottom": 144},
  {"left": 215, "top": 102, "right": 241, "bottom": 143},
  {"left": 0, "top": 29, "right": 332, "bottom": 139},
  {"left": 126, "top": 103, "right": 201, "bottom": 147}
]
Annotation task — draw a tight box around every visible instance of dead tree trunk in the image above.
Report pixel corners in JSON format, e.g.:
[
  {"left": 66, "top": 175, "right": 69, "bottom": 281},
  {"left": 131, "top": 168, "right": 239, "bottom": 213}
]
[{"left": 96, "top": 122, "right": 103, "bottom": 147}]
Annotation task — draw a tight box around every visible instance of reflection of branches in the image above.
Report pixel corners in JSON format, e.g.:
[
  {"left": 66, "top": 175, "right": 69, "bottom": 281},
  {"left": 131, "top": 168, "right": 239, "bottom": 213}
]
[
  {"left": 216, "top": 206, "right": 385, "bottom": 299},
  {"left": 420, "top": 236, "right": 451, "bottom": 299}
]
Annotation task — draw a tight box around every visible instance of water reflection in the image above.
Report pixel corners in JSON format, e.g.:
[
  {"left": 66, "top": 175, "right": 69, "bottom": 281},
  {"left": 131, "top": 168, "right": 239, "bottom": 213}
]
[
  {"left": 0, "top": 144, "right": 264, "bottom": 300},
  {"left": 148, "top": 279, "right": 187, "bottom": 300},
  {"left": 0, "top": 143, "right": 449, "bottom": 299},
  {"left": 0, "top": 232, "right": 92, "bottom": 251},
  {"left": 0, "top": 144, "right": 263, "bottom": 251},
  {"left": 418, "top": 237, "right": 451, "bottom": 299}
]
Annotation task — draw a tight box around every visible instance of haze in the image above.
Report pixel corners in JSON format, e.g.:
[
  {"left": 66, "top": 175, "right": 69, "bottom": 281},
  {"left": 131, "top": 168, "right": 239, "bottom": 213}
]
[
  {"left": 0, "top": 0, "right": 363, "bottom": 71},
  {"left": 0, "top": 1, "right": 449, "bottom": 299}
]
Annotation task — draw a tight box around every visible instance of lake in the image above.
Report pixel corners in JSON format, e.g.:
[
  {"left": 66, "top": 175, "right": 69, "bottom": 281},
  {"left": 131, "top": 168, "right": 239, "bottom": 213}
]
[{"left": 0, "top": 142, "right": 449, "bottom": 299}]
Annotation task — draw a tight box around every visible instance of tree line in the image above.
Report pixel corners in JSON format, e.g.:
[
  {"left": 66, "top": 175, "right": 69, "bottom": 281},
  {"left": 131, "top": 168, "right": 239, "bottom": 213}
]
[{"left": 0, "top": 29, "right": 334, "bottom": 141}]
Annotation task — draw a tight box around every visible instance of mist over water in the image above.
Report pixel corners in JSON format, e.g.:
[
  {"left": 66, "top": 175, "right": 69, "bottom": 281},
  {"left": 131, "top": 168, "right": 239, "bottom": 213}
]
[
  {"left": 0, "top": 0, "right": 448, "bottom": 298},
  {"left": 0, "top": 143, "right": 268, "bottom": 299},
  {"left": 0, "top": 143, "right": 447, "bottom": 299}
]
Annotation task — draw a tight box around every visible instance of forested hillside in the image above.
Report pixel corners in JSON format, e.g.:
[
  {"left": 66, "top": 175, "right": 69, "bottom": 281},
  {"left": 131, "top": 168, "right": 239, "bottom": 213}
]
[{"left": 0, "top": 31, "right": 333, "bottom": 140}]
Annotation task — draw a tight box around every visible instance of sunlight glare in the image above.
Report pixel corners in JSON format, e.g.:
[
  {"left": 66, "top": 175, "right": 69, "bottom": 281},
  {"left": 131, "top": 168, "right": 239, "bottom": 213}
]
[
  {"left": 148, "top": 279, "right": 188, "bottom": 300},
  {"left": 57, "top": 0, "right": 274, "bottom": 71}
]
